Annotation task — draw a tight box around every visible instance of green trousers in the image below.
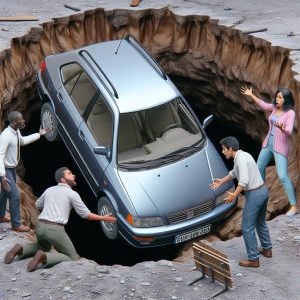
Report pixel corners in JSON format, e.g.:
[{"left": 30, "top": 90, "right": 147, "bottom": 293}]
[{"left": 20, "top": 222, "right": 80, "bottom": 268}]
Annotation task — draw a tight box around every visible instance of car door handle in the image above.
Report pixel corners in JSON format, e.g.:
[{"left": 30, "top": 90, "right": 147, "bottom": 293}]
[
  {"left": 57, "top": 92, "right": 63, "bottom": 102},
  {"left": 78, "top": 130, "right": 85, "bottom": 141}
]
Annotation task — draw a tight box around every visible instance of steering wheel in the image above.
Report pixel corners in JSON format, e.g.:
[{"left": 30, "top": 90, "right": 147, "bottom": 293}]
[{"left": 160, "top": 124, "right": 181, "bottom": 137}]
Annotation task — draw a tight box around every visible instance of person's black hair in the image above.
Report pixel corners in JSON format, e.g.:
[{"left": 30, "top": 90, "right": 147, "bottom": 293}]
[
  {"left": 220, "top": 136, "right": 239, "bottom": 151},
  {"left": 272, "top": 88, "right": 295, "bottom": 111},
  {"left": 7, "top": 111, "right": 22, "bottom": 125},
  {"left": 55, "top": 167, "right": 69, "bottom": 183}
]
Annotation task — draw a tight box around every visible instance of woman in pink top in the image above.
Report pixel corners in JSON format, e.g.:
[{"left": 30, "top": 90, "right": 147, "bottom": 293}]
[{"left": 241, "top": 86, "right": 298, "bottom": 216}]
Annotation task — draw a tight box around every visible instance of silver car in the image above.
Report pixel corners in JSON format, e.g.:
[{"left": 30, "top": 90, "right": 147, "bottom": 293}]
[{"left": 37, "top": 35, "right": 237, "bottom": 247}]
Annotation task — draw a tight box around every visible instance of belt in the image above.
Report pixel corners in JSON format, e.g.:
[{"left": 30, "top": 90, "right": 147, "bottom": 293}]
[
  {"left": 246, "top": 184, "right": 265, "bottom": 193},
  {"left": 39, "top": 219, "right": 64, "bottom": 226}
]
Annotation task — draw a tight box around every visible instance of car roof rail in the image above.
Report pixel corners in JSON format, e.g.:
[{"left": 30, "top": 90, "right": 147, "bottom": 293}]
[
  {"left": 125, "top": 34, "right": 168, "bottom": 80},
  {"left": 79, "top": 50, "right": 119, "bottom": 99}
]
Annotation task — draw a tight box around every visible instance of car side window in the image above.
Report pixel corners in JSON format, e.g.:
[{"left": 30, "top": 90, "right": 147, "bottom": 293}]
[
  {"left": 61, "top": 63, "right": 97, "bottom": 114},
  {"left": 86, "top": 95, "right": 113, "bottom": 148}
]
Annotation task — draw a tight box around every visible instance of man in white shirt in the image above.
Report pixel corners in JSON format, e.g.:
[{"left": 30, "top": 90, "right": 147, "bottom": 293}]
[
  {"left": 0, "top": 111, "right": 49, "bottom": 232},
  {"left": 210, "top": 136, "right": 272, "bottom": 268},
  {"left": 4, "top": 167, "right": 117, "bottom": 272}
]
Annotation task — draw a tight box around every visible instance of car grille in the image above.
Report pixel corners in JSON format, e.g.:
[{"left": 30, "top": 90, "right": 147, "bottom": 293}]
[{"left": 166, "top": 201, "right": 214, "bottom": 224}]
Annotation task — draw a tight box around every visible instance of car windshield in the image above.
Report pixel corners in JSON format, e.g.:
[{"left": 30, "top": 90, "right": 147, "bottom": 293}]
[{"left": 117, "top": 98, "right": 204, "bottom": 168}]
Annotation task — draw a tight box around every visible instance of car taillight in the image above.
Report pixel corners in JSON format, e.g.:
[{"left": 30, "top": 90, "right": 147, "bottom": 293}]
[{"left": 41, "top": 60, "right": 46, "bottom": 74}]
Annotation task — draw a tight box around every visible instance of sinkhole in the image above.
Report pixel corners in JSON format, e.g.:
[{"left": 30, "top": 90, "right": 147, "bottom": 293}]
[{"left": 0, "top": 7, "right": 298, "bottom": 266}]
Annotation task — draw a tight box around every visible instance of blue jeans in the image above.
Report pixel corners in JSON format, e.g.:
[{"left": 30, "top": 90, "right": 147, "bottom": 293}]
[
  {"left": 242, "top": 185, "right": 272, "bottom": 260},
  {"left": 257, "top": 135, "right": 296, "bottom": 206},
  {"left": 0, "top": 168, "right": 21, "bottom": 227}
]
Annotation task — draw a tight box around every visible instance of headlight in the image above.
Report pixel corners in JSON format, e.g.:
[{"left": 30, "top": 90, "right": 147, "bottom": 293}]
[
  {"left": 215, "top": 186, "right": 235, "bottom": 206},
  {"left": 126, "top": 214, "right": 164, "bottom": 228}
]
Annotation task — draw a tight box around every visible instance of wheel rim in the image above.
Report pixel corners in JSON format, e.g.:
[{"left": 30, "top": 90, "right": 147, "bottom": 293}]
[
  {"left": 42, "top": 109, "right": 54, "bottom": 136},
  {"left": 100, "top": 204, "right": 115, "bottom": 232}
]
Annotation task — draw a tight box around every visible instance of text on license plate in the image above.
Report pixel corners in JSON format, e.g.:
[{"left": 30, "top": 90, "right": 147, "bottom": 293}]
[{"left": 174, "top": 224, "right": 211, "bottom": 244}]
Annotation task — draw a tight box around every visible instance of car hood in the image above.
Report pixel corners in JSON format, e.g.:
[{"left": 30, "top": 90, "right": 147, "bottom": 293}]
[{"left": 117, "top": 148, "right": 218, "bottom": 217}]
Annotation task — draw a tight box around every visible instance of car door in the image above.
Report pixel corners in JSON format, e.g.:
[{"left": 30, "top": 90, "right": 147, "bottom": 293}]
[
  {"left": 77, "top": 93, "right": 113, "bottom": 193},
  {"left": 58, "top": 62, "right": 108, "bottom": 192}
]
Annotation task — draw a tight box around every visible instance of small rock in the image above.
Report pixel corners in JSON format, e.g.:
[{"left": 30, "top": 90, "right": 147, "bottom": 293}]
[
  {"left": 236, "top": 273, "right": 243, "bottom": 277},
  {"left": 98, "top": 268, "right": 110, "bottom": 274},
  {"left": 193, "top": 287, "right": 199, "bottom": 291},
  {"left": 293, "top": 235, "right": 300, "bottom": 240},
  {"left": 120, "top": 279, "right": 125, "bottom": 284},
  {"left": 171, "top": 296, "right": 178, "bottom": 300},
  {"left": 11, "top": 278, "right": 17, "bottom": 281},
  {"left": 21, "top": 293, "right": 31, "bottom": 298},
  {"left": 76, "top": 276, "right": 82, "bottom": 280},
  {"left": 63, "top": 287, "right": 71, "bottom": 292},
  {"left": 141, "top": 282, "right": 150, "bottom": 286},
  {"left": 174, "top": 277, "right": 182, "bottom": 282},
  {"left": 276, "top": 238, "right": 284, "bottom": 242}
]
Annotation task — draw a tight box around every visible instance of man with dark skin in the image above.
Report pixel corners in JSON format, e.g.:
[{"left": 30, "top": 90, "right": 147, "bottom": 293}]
[
  {"left": 4, "top": 167, "right": 117, "bottom": 272},
  {"left": 0, "top": 111, "right": 49, "bottom": 232}
]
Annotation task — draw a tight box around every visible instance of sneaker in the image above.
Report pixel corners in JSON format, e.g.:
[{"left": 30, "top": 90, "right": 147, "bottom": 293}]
[
  {"left": 4, "top": 244, "right": 23, "bottom": 264},
  {"left": 286, "top": 209, "right": 298, "bottom": 217}
]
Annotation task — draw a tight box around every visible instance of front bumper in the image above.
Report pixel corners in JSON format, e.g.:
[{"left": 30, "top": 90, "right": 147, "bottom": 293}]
[{"left": 117, "top": 199, "right": 237, "bottom": 248}]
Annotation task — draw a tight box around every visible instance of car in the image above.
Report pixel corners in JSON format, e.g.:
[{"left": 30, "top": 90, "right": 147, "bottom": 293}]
[{"left": 36, "top": 34, "right": 237, "bottom": 247}]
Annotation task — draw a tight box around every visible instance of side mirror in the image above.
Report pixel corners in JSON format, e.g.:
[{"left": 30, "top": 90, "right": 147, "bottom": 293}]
[
  {"left": 203, "top": 115, "right": 213, "bottom": 129},
  {"left": 93, "top": 146, "right": 110, "bottom": 157}
]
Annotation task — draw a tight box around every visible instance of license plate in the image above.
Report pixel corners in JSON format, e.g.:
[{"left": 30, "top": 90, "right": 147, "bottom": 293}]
[{"left": 174, "top": 224, "right": 211, "bottom": 244}]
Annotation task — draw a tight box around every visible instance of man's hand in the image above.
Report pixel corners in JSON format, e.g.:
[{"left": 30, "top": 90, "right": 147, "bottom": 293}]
[
  {"left": 39, "top": 127, "right": 51, "bottom": 136},
  {"left": 224, "top": 191, "right": 235, "bottom": 204},
  {"left": 1, "top": 176, "right": 11, "bottom": 192},
  {"left": 209, "top": 178, "right": 223, "bottom": 190},
  {"left": 101, "top": 213, "right": 117, "bottom": 223},
  {"left": 274, "top": 122, "right": 286, "bottom": 133}
]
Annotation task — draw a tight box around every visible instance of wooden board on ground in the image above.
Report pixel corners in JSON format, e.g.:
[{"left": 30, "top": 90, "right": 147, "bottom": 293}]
[
  {"left": 0, "top": 16, "right": 39, "bottom": 22},
  {"left": 192, "top": 241, "right": 233, "bottom": 288}
]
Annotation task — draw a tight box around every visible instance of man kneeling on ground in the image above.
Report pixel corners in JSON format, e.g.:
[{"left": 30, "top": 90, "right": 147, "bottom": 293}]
[{"left": 4, "top": 167, "right": 117, "bottom": 272}]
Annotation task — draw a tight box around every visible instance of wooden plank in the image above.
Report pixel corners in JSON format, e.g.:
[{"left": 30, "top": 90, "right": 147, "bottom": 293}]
[
  {"left": 194, "top": 259, "right": 233, "bottom": 288},
  {"left": 194, "top": 256, "right": 231, "bottom": 277},
  {"left": 194, "top": 242, "right": 228, "bottom": 260},
  {"left": 193, "top": 245, "right": 229, "bottom": 265},
  {"left": 0, "top": 16, "right": 39, "bottom": 21},
  {"left": 193, "top": 248, "right": 230, "bottom": 271}
]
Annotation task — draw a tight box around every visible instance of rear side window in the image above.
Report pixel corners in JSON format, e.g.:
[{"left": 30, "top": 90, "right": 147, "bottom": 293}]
[{"left": 61, "top": 63, "right": 97, "bottom": 114}]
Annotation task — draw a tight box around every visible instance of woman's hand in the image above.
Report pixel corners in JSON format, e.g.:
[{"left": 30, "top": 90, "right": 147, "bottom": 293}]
[
  {"left": 241, "top": 85, "right": 253, "bottom": 96},
  {"left": 274, "top": 122, "right": 286, "bottom": 133}
]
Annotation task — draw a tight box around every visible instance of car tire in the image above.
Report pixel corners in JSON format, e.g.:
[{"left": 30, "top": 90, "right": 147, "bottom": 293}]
[
  {"left": 41, "top": 102, "right": 60, "bottom": 142},
  {"left": 97, "top": 196, "right": 119, "bottom": 240}
]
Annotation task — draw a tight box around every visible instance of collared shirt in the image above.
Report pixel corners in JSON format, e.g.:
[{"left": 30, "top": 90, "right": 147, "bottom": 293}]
[
  {"left": 0, "top": 126, "right": 40, "bottom": 176},
  {"left": 36, "top": 183, "right": 91, "bottom": 225},
  {"left": 229, "top": 150, "right": 263, "bottom": 191}
]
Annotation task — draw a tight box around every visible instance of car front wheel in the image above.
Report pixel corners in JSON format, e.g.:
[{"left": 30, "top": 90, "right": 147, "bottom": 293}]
[
  {"left": 97, "top": 196, "right": 119, "bottom": 240},
  {"left": 41, "top": 102, "right": 59, "bottom": 142}
]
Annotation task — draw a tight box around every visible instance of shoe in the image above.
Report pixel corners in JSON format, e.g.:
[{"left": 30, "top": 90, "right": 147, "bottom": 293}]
[
  {"left": 239, "top": 259, "right": 260, "bottom": 268},
  {"left": 130, "top": 0, "right": 141, "bottom": 7},
  {"left": 259, "top": 248, "right": 272, "bottom": 258},
  {"left": 27, "top": 250, "right": 47, "bottom": 272},
  {"left": 0, "top": 216, "right": 11, "bottom": 223},
  {"left": 11, "top": 225, "right": 30, "bottom": 232},
  {"left": 4, "top": 244, "right": 23, "bottom": 264},
  {"left": 286, "top": 209, "right": 298, "bottom": 217}
]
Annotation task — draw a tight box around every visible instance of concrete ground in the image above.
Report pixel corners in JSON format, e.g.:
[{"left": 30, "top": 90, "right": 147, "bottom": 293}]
[{"left": 1, "top": 0, "right": 300, "bottom": 82}]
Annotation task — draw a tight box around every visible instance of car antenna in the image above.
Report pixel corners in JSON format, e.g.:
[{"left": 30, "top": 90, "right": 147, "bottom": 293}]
[{"left": 115, "top": 32, "right": 126, "bottom": 55}]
